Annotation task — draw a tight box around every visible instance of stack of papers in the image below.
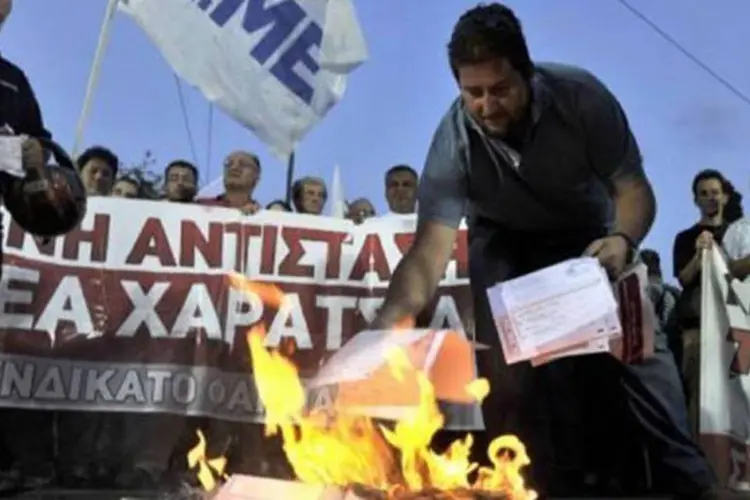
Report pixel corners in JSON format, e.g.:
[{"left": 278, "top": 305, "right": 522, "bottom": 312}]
[{"left": 486, "top": 257, "right": 654, "bottom": 366}]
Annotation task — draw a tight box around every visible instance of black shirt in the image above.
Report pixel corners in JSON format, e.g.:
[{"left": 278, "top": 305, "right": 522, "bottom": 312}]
[
  {"left": 672, "top": 223, "right": 728, "bottom": 287},
  {"left": 672, "top": 223, "right": 728, "bottom": 328},
  {"left": 0, "top": 55, "right": 50, "bottom": 139},
  {"left": 0, "top": 55, "right": 52, "bottom": 275}
]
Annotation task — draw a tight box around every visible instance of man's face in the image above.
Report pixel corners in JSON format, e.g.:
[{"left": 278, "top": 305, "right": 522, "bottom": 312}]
[
  {"left": 300, "top": 182, "right": 326, "bottom": 214},
  {"left": 386, "top": 171, "right": 417, "bottom": 214},
  {"left": 223, "top": 151, "right": 259, "bottom": 192},
  {"left": 457, "top": 57, "right": 529, "bottom": 137},
  {"left": 694, "top": 178, "right": 727, "bottom": 219},
  {"left": 112, "top": 180, "right": 139, "bottom": 199},
  {"left": 80, "top": 158, "right": 115, "bottom": 196},
  {"left": 165, "top": 165, "right": 197, "bottom": 202},
  {"left": 347, "top": 200, "right": 375, "bottom": 224}
]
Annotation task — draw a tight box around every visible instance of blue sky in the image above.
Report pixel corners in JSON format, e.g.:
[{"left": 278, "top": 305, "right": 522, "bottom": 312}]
[{"left": 6, "top": 0, "right": 750, "bottom": 280}]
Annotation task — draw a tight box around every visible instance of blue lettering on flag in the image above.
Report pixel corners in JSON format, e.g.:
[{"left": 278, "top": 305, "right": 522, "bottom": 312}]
[{"left": 196, "top": 0, "right": 323, "bottom": 105}]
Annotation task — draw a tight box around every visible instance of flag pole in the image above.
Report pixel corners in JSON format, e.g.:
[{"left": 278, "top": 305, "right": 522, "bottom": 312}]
[
  {"left": 285, "top": 151, "right": 296, "bottom": 205},
  {"left": 72, "top": 0, "right": 119, "bottom": 157}
]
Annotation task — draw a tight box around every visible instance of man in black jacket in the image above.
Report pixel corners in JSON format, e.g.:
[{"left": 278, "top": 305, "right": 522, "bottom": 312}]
[{"left": 0, "top": 0, "right": 87, "bottom": 491}]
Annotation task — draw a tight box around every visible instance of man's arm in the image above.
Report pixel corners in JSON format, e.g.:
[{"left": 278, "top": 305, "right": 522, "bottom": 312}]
[
  {"left": 18, "top": 69, "right": 51, "bottom": 140},
  {"left": 579, "top": 70, "right": 655, "bottom": 246},
  {"left": 371, "top": 221, "right": 458, "bottom": 328},
  {"left": 371, "top": 109, "right": 468, "bottom": 329},
  {"left": 670, "top": 231, "right": 699, "bottom": 288},
  {"left": 611, "top": 174, "right": 656, "bottom": 247},
  {"left": 678, "top": 253, "right": 701, "bottom": 287}
]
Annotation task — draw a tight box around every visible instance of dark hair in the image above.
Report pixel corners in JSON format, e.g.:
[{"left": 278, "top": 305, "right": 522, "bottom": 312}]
[
  {"left": 77, "top": 146, "right": 119, "bottom": 176},
  {"left": 691, "top": 169, "right": 726, "bottom": 196},
  {"left": 385, "top": 164, "right": 418, "bottom": 182},
  {"left": 724, "top": 179, "right": 744, "bottom": 224},
  {"left": 266, "top": 200, "right": 291, "bottom": 211},
  {"left": 640, "top": 248, "right": 661, "bottom": 277},
  {"left": 448, "top": 3, "right": 533, "bottom": 80},
  {"left": 291, "top": 177, "right": 328, "bottom": 211},
  {"left": 690, "top": 170, "right": 744, "bottom": 223},
  {"left": 165, "top": 160, "right": 199, "bottom": 184}
]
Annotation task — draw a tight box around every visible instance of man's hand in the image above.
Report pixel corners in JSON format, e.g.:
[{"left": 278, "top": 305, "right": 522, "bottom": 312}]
[
  {"left": 583, "top": 234, "right": 631, "bottom": 278},
  {"left": 22, "top": 138, "right": 45, "bottom": 173},
  {"left": 695, "top": 230, "right": 714, "bottom": 251},
  {"left": 239, "top": 201, "right": 260, "bottom": 215}
]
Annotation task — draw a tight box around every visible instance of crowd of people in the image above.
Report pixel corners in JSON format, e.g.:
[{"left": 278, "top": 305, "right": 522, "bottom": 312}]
[
  {"left": 74, "top": 144, "right": 750, "bottom": 490},
  {"left": 13, "top": 87, "right": 749, "bottom": 500},
  {"left": 2, "top": 0, "right": 748, "bottom": 495},
  {"left": 81, "top": 145, "right": 420, "bottom": 221}
]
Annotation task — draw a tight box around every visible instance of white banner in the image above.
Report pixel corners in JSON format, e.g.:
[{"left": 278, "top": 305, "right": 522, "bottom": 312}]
[
  {"left": 0, "top": 198, "right": 475, "bottom": 428},
  {"left": 118, "top": 0, "right": 368, "bottom": 158},
  {"left": 699, "top": 246, "right": 750, "bottom": 487}
]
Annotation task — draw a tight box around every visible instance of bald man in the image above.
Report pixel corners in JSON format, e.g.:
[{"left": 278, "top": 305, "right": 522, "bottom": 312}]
[{"left": 196, "top": 150, "right": 261, "bottom": 213}]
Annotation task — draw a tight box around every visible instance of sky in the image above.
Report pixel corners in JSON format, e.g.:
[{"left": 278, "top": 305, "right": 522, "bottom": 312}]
[{"left": 5, "top": 0, "right": 750, "bottom": 281}]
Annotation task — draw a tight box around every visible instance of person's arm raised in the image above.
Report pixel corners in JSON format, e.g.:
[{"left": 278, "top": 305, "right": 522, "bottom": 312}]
[
  {"left": 371, "top": 104, "right": 468, "bottom": 330},
  {"left": 371, "top": 221, "right": 458, "bottom": 329}
]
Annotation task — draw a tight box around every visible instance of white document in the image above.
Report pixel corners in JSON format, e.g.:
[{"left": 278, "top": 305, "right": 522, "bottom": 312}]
[
  {"left": 307, "top": 329, "right": 446, "bottom": 389},
  {"left": 0, "top": 136, "right": 26, "bottom": 178},
  {"left": 487, "top": 257, "right": 622, "bottom": 364}
]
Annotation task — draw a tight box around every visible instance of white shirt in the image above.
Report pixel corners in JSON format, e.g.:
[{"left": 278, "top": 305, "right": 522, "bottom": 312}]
[{"left": 723, "top": 217, "right": 750, "bottom": 260}]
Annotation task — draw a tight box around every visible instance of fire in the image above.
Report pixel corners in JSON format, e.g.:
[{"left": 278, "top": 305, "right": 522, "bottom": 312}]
[{"left": 190, "top": 274, "right": 537, "bottom": 499}]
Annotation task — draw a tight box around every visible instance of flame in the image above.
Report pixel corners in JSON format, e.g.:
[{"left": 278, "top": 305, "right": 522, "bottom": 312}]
[
  {"left": 186, "top": 429, "right": 227, "bottom": 491},
  {"left": 189, "top": 276, "right": 537, "bottom": 499}
]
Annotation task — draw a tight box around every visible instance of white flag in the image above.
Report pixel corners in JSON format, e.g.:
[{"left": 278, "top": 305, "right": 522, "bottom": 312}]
[
  {"left": 699, "top": 247, "right": 750, "bottom": 488},
  {"left": 118, "top": 0, "right": 368, "bottom": 159}
]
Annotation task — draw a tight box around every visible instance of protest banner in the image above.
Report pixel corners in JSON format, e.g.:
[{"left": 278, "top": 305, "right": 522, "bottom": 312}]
[
  {"left": 0, "top": 198, "right": 472, "bottom": 424},
  {"left": 699, "top": 247, "right": 750, "bottom": 488}
]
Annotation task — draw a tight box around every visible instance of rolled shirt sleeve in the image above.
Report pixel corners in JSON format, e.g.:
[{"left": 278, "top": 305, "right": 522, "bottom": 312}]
[{"left": 417, "top": 102, "right": 469, "bottom": 230}]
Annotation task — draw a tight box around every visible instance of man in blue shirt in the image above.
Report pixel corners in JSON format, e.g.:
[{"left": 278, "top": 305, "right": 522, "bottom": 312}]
[{"left": 370, "top": 3, "right": 717, "bottom": 498}]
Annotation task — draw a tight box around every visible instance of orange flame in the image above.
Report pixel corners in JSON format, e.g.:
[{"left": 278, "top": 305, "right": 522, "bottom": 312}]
[{"left": 190, "top": 275, "right": 537, "bottom": 499}]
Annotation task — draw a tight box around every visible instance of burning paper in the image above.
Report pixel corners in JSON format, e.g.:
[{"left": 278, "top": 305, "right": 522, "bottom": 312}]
[
  {"left": 192, "top": 275, "right": 537, "bottom": 500},
  {"left": 308, "top": 328, "right": 480, "bottom": 420}
]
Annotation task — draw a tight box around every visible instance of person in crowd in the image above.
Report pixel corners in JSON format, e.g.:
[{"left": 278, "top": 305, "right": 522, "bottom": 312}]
[
  {"left": 266, "top": 200, "right": 292, "bottom": 211},
  {"left": 672, "top": 170, "right": 738, "bottom": 437},
  {"left": 724, "top": 206, "right": 750, "bottom": 281},
  {"left": 291, "top": 176, "right": 327, "bottom": 215},
  {"left": 346, "top": 197, "right": 376, "bottom": 224},
  {"left": 163, "top": 159, "right": 198, "bottom": 203},
  {"left": 640, "top": 249, "right": 681, "bottom": 341},
  {"left": 196, "top": 150, "right": 260, "bottom": 213},
  {"left": 365, "top": 3, "right": 717, "bottom": 497},
  {"left": 76, "top": 145, "right": 118, "bottom": 196},
  {"left": 0, "top": 0, "right": 89, "bottom": 491},
  {"left": 723, "top": 180, "right": 744, "bottom": 226},
  {"left": 111, "top": 175, "right": 141, "bottom": 198},
  {"left": 384, "top": 164, "right": 418, "bottom": 215}
]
